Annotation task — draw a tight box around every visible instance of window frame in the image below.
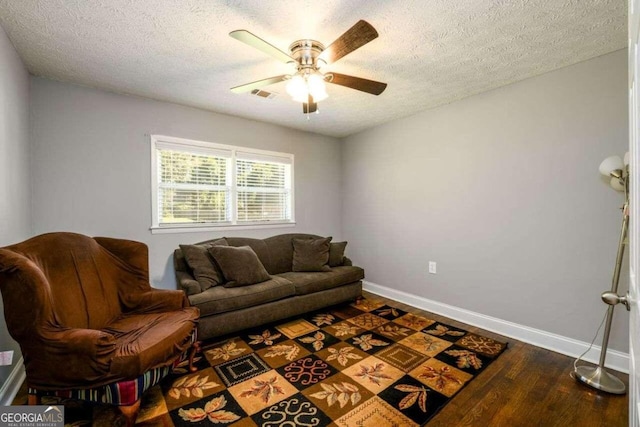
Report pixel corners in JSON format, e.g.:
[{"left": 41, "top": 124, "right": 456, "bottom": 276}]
[{"left": 150, "top": 134, "right": 295, "bottom": 234}]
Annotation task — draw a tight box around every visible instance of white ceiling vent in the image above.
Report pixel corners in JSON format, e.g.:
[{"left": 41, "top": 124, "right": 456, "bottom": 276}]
[{"left": 251, "top": 89, "right": 277, "bottom": 99}]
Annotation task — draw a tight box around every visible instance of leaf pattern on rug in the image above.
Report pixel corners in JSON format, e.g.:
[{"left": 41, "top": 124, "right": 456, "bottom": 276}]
[
  {"left": 331, "top": 323, "right": 359, "bottom": 337},
  {"left": 395, "top": 384, "right": 428, "bottom": 412},
  {"left": 239, "top": 376, "right": 285, "bottom": 403},
  {"left": 326, "top": 347, "right": 363, "bottom": 366},
  {"left": 312, "top": 313, "right": 336, "bottom": 326},
  {"left": 445, "top": 349, "right": 483, "bottom": 370},
  {"left": 425, "top": 325, "right": 465, "bottom": 337},
  {"left": 418, "top": 366, "right": 463, "bottom": 391},
  {"left": 178, "top": 395, "right": 240, "bottom": 423},
  {"left": 458, "top": 335, "right": 504, "bottom": 355},
  {"left": 172, "top": 356, "right": 203, "bottom": 374},
  {"left": 353, "top": 299, "right": 380, "bottom": 311},
  {"left": 299, "top": 331, "right": 326, "bottom": 351},
  {"left": 206, "top": 341, "right": 246, "bottom": 361},
  {"left": 352, "top": 334, "right": 389, "bottom": 351},
  {"left": 263, "top": 344, "right": 301, "bottom": 361},
  {"left": 169, "top": 374, "right": 220, "bottom": 400},
  {"left": 378, "top": 325, "right": 412, "bottom": 337},
  {"left": 248, "top": 330, "right": 282, "bottom": 346},
  {"left": 399, "top": 314, "right": 432, "bottom": 329},
  {"left": 376, "top": 307, "right": 399, "bottom": 317},
  {"left": 420, "top": 336, "right": 445, "bottom": 353},
  {"left": 310, "top": 382, "right": 362, "bottom": 408},
  {"left": 354, "top": 363, "right": 392, "bottom": 385}
]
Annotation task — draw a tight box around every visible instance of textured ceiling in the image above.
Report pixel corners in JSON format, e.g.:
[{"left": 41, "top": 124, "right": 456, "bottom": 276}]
[{"left": 0, "top": 0, "right": 627, "bottom": 138}]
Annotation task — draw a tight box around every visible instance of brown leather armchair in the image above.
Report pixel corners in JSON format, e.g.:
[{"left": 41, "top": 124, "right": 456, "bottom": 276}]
[{"left": 0, "top": 232, "right": 200, "bottom": 425}]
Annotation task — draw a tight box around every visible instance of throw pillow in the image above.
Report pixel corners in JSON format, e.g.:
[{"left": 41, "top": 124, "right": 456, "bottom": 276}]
[
  {"left": 292, "top": 237, "right": 332, "bottom": 272},
  {"left": 329, "top": 241, "right": 348, "bottom": 267},
  {"left": 180, "top": 238, "right": 228, "bottom": 290},
  {"left": 208, "top": 245, "right": 271, "bottom": 287}
]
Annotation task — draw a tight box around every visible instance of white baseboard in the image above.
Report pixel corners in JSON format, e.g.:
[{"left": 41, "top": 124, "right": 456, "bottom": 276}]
[
  {"left": 363, "top": 281, "right": 629, "bottom": 374},
  {"left": 0, "top": 358, "right": 25, "bottom": 406}
]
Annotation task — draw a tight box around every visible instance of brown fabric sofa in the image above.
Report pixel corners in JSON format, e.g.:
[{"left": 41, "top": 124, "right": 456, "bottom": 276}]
[{"left": 174, "top": 233, "right": 363, "bottom": 340}]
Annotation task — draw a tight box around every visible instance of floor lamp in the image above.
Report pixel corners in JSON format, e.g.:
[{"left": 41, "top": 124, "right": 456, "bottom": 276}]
[{"left": 573, "top": 153, "right": 630, "bottom": 394}]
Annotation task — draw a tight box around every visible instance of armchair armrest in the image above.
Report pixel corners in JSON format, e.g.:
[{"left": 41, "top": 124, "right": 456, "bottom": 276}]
[
  {"left": 43, "top": 326, "right": 115, "bottom": 361},
  {"left": 28, "top": 326, "right": 116, "bottom": 388},
  {"left": 123, "top": 289, "right": 190, "bottom": 314}
]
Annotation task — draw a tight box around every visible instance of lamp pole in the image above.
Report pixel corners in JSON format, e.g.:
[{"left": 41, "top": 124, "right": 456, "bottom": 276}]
[{"left": 573, "top": 161, "right": 630, "bottom": 394}]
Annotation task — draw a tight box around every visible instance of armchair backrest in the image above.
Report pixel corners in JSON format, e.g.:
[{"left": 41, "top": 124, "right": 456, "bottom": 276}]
[{"left": 0, "top": 232, "right": 150, "bottom": 334}]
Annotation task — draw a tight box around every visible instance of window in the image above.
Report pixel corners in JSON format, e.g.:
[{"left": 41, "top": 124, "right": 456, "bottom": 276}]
[{"left": 151, "top": 135, "right": 294, "bottom": 232}]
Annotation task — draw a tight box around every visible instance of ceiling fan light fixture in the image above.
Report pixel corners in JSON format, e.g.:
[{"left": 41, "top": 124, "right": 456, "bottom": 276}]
[
  {"left": 286, "top": 75, "right": 307, "bottom": 100},
  {"left": 308, "top": 73, "right": 328, "bottom": 102},
  {"left": 286, "top": 72, "right": 328, "bottom": 103}
]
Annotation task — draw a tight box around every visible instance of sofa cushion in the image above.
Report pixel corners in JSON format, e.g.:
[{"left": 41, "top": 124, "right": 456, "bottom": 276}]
[
  {"left": 208, "top": 245, "right": 271, "bottom": 287},
  {"left": 292, "top": 237, "right": 332, "bottom": 272},
  {"left": 329, "top": 242, "right": 348, "bottom": 267},
  {"left": 188, "top": 276, "right": 295, "bottom": 316},
  {"left": 180, "top": 238, "right": 228, "bottom": 290},
  {"left": 262, "top": 233, "right": 322, "bottom": 274},
  {"left": 277, "top": 266, "right": 364, "bottom": 296},
  {"left": 224, "top": 237, "right": 272, "bottom": 273}
]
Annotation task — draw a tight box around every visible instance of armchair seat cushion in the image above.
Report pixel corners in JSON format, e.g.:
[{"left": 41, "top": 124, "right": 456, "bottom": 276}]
[
  {"left": 189, "top": 276, "right": 295, "bottom": 316},
  {"left": 105, "top": 307, "right": 199, "bottom": 378},
  {"left": 277, "top": 266, "right": 365, "bottom": 296}
]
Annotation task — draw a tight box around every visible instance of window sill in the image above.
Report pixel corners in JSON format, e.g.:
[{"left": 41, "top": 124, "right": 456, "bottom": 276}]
[{"left": 150, "top": 222, "right": 296, "bottom": 234}]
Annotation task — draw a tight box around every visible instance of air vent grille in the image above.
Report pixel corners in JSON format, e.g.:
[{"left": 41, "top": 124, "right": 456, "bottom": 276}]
[{"left": 251, "top": 89, "right": 277, "bottom": 99}]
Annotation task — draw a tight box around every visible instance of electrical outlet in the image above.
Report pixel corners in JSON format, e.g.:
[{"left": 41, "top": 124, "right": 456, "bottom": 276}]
[
  {"left": 429, "top": 261, "right": 437, "bottom": 274},
  {"left": 0, "top": 351, "right": 13, "bottom": 366}
]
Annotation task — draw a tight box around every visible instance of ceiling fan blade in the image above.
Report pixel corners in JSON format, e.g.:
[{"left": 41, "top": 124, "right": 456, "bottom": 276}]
[
  {"left": 318, "top": 20, "right": 378, "bottom": 65},
  {"left": 303, "top": 95, "right": 318, "bottom": 114},
  {"left": 230, "top": 75, "right": 288, "bottom": 94},
  {"left": 229, "top": 30, "right": 295, "bottom": 63},
  {"left": 327, "top": 72, "right": 387, "bottom": 95}
]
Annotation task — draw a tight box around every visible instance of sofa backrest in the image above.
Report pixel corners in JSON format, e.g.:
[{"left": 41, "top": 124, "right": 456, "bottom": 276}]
[{"left": 179, "top": 233, "right": 324, "bottom": 276}]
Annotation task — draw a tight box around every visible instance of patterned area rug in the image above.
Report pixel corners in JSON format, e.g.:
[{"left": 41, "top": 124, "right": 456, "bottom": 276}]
[{"left": 62, "top": 298, "right": 507, "bottom": 426}]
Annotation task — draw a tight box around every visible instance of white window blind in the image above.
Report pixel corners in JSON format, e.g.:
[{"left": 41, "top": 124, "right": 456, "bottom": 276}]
[
  {"left": 236, "top": 158, "right": 292, "bottom": 223},
  {"left": 151, "top": 135, "right": 294, "bottom": 231},
  {"left": 157, "top": 148, "right": 230, "bottom": 225}
]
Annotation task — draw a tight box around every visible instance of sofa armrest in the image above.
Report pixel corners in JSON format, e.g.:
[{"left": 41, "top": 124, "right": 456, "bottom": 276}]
[
  {"left": 177, "top": 270, "right": 202, "bottom": 295},
  {"left": 342, "top": 257, "right": 353, "bottom": 266}
]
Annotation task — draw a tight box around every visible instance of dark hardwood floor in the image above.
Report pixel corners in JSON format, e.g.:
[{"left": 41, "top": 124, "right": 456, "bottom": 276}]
[
  {"left": 12, "top": 291, "right": 628, "bottom": 426},
  {"left": 364, "top": 292, "right": 629, "bottom": 427}
]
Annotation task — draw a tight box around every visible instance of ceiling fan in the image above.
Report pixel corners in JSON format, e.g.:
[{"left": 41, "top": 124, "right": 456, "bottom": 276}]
[{"left": 229, "top": 20, "right": 387, "bottom": 114}]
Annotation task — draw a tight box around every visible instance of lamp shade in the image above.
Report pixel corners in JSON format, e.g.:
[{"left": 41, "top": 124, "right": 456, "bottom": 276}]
[
  {"left": 624, "top": 151, "right": 630, "bottom": 166},
  {"left": 599, "top": 156, "right": 624, "bottom": 177},
  {"left": 286, "top": 75, "right": 308, "bottom": 101},
  {"left": 610, "top": 177, "right": 625, "bottom": 192},
  {"left": 307, "top": 73, "right": 328, "bottom": 102}
]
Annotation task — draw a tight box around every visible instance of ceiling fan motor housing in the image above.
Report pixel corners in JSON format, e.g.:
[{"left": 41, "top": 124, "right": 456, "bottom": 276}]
[{"left": 289, "top": 40, "right": 325, "bottom": 71}]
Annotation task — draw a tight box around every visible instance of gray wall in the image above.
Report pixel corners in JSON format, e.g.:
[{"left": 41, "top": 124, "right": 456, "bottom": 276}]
[
  {"left": 0, "top": 25, "right": 30, "bottom": 385},
  {"left": 342, "top": 49, "right": 629, "bottom": 352},
  {"left": 30, "top": 78, "right": 343, "bottom": 289}
]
